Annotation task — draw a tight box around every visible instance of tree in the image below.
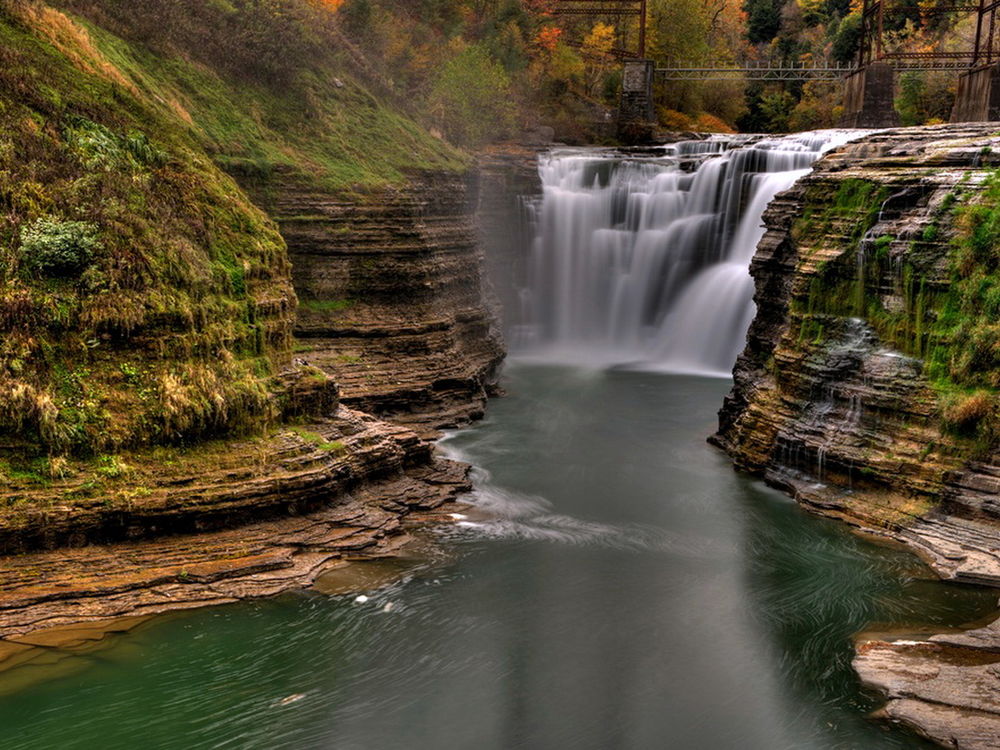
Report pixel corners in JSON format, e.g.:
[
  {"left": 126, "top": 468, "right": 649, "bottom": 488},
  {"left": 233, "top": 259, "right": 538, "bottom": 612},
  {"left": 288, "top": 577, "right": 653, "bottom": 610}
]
[
  {"left": 580, "top": 22, "right": 615, "bottom": 98},
  {"left": 745, "top": 0, "right": 782, "bottom": 43},
  {"left": 426, "top": 44, "right": 517, "bottom": 145},
  {"left": 832, "top": 12, "right": 862, "bottom": 63}
]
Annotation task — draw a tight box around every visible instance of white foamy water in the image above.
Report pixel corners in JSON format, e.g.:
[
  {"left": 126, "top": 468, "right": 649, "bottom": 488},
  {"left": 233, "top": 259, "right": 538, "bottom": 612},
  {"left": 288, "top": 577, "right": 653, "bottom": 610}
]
[{"left": 515, "top": 130, "right": 867, "bottom": 376}]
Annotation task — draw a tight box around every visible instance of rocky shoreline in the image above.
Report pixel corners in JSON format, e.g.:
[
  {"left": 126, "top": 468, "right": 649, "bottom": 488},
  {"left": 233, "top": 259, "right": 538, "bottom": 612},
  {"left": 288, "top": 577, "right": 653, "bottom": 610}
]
[
  {"left": 0, "top": 407, "right": 471, "bottom": 637},
  {"left": 0, "top": 455, "right": 470, "bottom": 641},
  {"left": 0, "top": 159, "right": 513, "bottom": 662}
]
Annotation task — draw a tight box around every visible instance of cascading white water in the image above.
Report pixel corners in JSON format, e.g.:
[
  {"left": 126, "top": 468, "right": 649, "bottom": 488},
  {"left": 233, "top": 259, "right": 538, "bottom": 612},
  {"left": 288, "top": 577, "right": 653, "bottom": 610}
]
[{"left": 516, "top": 131, "right": 866, "bottom": 376}]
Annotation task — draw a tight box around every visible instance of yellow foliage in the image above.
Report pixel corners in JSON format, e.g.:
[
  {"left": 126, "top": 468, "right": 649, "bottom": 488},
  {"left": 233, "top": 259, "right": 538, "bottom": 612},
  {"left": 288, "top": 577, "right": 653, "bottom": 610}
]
[{"left": 581, "top": 22, "right": 615, "bottom": 58}]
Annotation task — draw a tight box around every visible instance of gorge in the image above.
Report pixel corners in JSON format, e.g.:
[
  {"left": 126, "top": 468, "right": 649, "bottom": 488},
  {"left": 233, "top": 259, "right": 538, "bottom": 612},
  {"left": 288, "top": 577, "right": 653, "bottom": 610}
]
[
  {"left": 5, "top": 3, "right": 1000, "bottom": 748},
  {"left": 5, "top": 120, "right": 1000, "bottom": 748}
]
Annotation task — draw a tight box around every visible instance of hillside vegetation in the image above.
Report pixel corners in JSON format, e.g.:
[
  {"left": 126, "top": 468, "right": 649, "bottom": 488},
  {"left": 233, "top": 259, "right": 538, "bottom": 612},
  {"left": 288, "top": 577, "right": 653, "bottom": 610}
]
[
  {"left": 316, "top": 0, "right": 972, "bottom": 136},
  {"left": 0, "top": 0, "right": 468, "bottom": 474}
]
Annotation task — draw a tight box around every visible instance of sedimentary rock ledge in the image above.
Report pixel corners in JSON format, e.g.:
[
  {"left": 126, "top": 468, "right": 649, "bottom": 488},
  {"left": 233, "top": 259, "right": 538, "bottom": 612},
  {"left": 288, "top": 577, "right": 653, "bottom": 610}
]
[
  {"left": 252, "top": 170, "right": 506, "bottom": 435},
  {"left": 0, "top": 445, "right": 470, "bottom": 643}
]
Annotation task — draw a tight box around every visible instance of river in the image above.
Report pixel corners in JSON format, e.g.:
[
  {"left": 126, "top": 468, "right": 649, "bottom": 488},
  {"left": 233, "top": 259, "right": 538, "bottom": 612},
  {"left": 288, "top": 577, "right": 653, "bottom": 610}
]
[{"left": 0, "top": 363, "right": 994, "bottom": 749}]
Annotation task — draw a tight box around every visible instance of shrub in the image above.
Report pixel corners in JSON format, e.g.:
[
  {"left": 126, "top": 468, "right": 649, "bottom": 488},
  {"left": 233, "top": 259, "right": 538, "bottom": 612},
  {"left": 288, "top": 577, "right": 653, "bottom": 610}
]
[
  {"left": 426, "top": 44, "right": 516, "bottom": 147},
  {"left": 19, "top": 218, "right": 102, "bottom": 277},
  {"left": 95, "top": 454, "right": 132, "bottom": 479},
  {"left": 694, "top": 113, "right": 735, "bottom": 134},
  {"left": 658, "top": 108, "right": 693, "bottom": 131},
  {"left": 63, "top": 117, "right": 166, "bottom": 171}
]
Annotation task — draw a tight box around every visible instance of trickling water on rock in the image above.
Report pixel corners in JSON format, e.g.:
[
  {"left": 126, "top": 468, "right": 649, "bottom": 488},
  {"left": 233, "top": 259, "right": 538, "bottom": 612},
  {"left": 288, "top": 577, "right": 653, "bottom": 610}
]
[{"left": 517, "top": 131, "right": 866, "bottom": 375}]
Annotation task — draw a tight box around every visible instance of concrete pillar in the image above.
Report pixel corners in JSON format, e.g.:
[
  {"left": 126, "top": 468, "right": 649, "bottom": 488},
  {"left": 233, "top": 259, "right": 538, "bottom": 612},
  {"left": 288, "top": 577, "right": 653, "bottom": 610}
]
[
  {"left": 839, "top": 62, "right": 900, "bottom": 128},
  {"left": 618, "top": 60, "right": 655, "bottom": 143},
  {"left": 951, "top": 64, "right": 1000, "bottom": 122}
]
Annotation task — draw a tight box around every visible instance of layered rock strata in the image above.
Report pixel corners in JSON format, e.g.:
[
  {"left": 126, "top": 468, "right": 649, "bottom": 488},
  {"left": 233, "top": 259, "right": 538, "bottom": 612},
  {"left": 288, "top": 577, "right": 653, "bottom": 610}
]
[
  {"left": 0, "top": 158, "right": 507, "bottom": 641},
  {"left": 253, "top": 170, "right": 505, "bottom": 435},
  {"left": 712, "top": 124, "right": 1000, "bottom": 748},
  {"left": 0, "top": 454, "right": 469, "bottom": 642},
  {"left": 0, "top": 161, "right": 509, "bottom": 638},
  {"left": 0, "top": 403, "right": 472, "bottom": 640},
  {"left": 0, "top": 0, "right": 507, "bottom": 675}
]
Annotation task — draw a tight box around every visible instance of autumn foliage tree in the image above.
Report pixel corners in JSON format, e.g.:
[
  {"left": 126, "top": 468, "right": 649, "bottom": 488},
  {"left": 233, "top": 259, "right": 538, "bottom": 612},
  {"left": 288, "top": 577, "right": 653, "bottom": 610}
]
[{"left": 580, "top": 22, "right": 615, "bottom": 98}]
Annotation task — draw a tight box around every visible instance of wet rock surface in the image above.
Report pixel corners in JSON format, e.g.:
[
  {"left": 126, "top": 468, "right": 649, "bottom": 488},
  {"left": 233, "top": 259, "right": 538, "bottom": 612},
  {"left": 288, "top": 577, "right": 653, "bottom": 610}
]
[
  {"left": 0, "top": 456, "right": 470, "bottom": 641},
  {"left": 476, "top": 145, "right": 545, "bottom": 336},
  {"left": 714, "top": 124, "right": 1000, "bottom": 748},
  {"left": 0, "top": 404, "right": 472, "bottom": 639}
]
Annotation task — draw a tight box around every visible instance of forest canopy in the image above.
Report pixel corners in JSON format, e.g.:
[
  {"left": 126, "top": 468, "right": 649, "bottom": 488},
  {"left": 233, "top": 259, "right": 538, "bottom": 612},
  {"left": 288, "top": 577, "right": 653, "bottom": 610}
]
[
  {"left": 50, "top": 0, "right": 978, "bottom": 142},
  {"left": 321, "top": 0, "right": 974, "bottom": 138}
]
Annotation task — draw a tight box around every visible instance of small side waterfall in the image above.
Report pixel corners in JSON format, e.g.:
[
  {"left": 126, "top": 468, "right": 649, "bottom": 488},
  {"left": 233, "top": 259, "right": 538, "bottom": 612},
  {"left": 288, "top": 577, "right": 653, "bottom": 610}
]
[{"left": 516, "top": 131, "right": 864, "bottom": 375}]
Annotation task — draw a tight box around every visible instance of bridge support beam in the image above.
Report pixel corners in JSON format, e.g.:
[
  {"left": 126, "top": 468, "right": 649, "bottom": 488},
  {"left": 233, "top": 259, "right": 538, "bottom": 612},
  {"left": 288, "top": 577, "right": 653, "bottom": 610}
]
[
  {"left": 839, "top": 63, "right": 899, "bottom": 128},
  {"left": 951, "top": 64, "right": 1000, "bottom": 122},
  {"left": 618, "top": 60, "right": 655, "bottom": 143}
]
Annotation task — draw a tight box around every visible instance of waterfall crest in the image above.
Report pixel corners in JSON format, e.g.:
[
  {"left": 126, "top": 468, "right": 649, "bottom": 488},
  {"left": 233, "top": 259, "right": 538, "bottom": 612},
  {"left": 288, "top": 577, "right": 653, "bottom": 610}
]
[{"left": 516, "top": 131, "right": 865, "bottom": 376}]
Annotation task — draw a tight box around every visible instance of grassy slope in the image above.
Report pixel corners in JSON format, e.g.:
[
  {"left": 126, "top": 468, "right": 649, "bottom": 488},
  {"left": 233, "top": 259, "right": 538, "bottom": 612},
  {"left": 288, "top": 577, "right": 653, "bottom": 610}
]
[
  {"left": 0, "top": 4, "right": 304, "bottom": 463},
  {"left": 55, "top": 0, "right": 468, "bottom": 191}
]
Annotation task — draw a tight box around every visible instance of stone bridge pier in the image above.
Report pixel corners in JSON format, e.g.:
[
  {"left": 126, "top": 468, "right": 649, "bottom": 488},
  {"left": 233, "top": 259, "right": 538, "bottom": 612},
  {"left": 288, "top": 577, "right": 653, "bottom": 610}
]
[
  {"left": 951, "top": 63, "right": 1000, "bottom": 122},
  {"left": 618, "top": 60, "right": 655, "bottom": 143},
  {"left": 839, "top": 62, "right": 900, "bottom": 128},
  {"left": 841, "top": 60, "right": 1000, "bottom": 126}
]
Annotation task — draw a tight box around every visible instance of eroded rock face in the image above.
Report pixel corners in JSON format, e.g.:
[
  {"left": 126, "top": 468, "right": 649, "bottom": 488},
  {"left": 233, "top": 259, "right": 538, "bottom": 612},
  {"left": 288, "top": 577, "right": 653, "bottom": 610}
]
[
  {"left": 855, "top": 638, "right": 1000, "bottom": 749},
  {"left": 0, "top": 163, "right": 509, "bottom": 639},
  {"left": 476, "top": 145, "right": 545, "bottom": 336},
  {"left": 0, "top": 1, "right": 509, "bottom": 657},
  {"left": 713, "top": 124, "right": 1000, "bottom": 748},
  {"left": 252, "top": 169, "right": 505, "bottom": 434},
  {"left": 714, "top": 125, "right": 1000, "bottom": 580},
  {"left": 0, "top": 453, "right": 471, "bottom": 640}
]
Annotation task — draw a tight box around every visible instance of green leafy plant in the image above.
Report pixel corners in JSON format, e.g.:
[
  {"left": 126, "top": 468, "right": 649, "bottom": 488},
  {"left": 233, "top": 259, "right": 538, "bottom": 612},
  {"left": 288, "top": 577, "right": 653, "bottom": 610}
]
[{"left": 19, "top": 218, "right": 102, "bottom": 278}]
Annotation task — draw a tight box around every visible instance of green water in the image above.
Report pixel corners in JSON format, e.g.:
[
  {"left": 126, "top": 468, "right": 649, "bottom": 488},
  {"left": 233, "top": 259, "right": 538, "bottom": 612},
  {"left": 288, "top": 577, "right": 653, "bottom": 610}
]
[{"left": 0, "top": 364, "right": 995, "bottom": 749}]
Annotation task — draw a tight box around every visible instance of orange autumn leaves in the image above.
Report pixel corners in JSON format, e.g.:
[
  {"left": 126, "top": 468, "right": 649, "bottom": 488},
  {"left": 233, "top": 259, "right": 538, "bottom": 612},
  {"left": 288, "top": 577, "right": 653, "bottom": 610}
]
[
  {"left": 535, "top": 25, "right": 563, "bottom": 51},
  {"left": 312, "top": 0, "right": 346, "bottom": 11}
]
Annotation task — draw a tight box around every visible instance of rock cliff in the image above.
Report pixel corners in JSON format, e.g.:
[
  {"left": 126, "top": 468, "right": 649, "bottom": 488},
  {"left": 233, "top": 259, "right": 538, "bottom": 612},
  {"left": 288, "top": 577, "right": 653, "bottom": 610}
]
[
  {"left": 713, "top": 124, "right": 1000, "bottom": 748},
  {"left": 0, "top": 1, "right": 503, "bottom": 642},
  {"left": 476, "top": 144, "right": 545, "bottom": 337},
  {"left": 253, "top": 170, "right": 504, "bottom": 435}
]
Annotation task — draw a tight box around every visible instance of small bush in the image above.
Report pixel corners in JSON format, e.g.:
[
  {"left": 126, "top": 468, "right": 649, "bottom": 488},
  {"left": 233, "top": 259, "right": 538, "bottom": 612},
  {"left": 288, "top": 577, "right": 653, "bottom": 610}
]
[
  {"left": 694, "top": 113, "right": 735, "bottom": 134},
  {"left": 426, "top": 44, "right": 516, "bottom": 147},
  {"left": 64, "top": 117, "right": 166, "bottom": 171},
  {"left": 19, "top": 218, "right": 102, "bottom": 277},
  {"left": 95, "top": 454, "right": 132, "bottom": 479},
  {"left": 658, "top": 108, "right": 693, "bottom": 131},
  {"left": 942, "top": 391, "right": 996, "bottom": 436}
]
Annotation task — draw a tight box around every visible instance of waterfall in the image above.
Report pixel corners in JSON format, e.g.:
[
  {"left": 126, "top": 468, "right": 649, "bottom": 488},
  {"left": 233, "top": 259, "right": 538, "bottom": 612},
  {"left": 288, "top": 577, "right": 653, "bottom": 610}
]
[{"left": 516, "top": 131, "right": 866, "bottom": 376}]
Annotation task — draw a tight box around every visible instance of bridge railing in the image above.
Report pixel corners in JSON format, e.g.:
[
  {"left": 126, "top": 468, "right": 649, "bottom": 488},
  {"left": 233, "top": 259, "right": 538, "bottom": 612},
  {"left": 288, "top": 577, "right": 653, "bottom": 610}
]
[{"left": 656, "top": 58, "right": 979, "bottom": 80}]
